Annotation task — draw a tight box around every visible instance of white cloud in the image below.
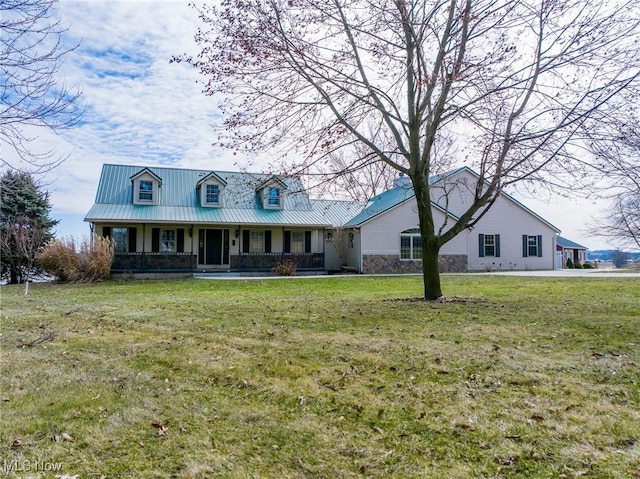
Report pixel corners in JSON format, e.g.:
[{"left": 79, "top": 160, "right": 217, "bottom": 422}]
[{"left": 2, "top": 1, "right": 616, "bottom": 251}]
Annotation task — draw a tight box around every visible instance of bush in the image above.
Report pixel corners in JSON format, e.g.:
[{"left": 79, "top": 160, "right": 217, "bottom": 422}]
[
  {"left": 583, "top": 261, "right": 594, "bottom": 269},
  {"left": 565, "top": 257, "right": 574, "bottom": 269},
  {"left": 79, "top": 236, "right": 114, "bottom": 282},
  {"left": 574, "top": 262, "right": 583, "bottom": 269},
  {"left": 36, "top": 237, "right": 79, "bottom": 282},
  {"left": 272, "top": 260, "right": 297, "bottom": 276},
  {"left": 37, "top": 236, "right": 114, "bottom": 282}
]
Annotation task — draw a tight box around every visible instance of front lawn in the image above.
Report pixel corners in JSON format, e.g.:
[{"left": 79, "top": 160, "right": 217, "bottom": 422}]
[{"left": 1, "top": 276, "right": 638, "bottom": 478}]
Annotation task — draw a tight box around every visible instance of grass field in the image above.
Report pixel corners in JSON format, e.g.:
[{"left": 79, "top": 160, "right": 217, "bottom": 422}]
[{"left": 1, "top": 275, "right": 639, "bottom": 478}]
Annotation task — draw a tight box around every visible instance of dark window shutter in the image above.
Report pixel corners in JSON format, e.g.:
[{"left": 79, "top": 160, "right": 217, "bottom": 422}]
[
  {"left": 304, "top": 231, "right": 311, "bottom": 253},
  {"left": 152, "top": 228, "right": 160, "bottom": 252},
  {"left": 522, "top": 235, "right": 528, "bottom": 257},
  {"left": 103, "top": 226, "right": 111, "bottom": 238},
  {"left": 128, "top": 227, "right": 137, "bottom": 252},
  {"left": 265, "top": 230, "right": 272, "bottom": 253},
  {"left": 177, "top": 228, "right": 185, "bottom": 253},
  {"left": 495, "top": 234, "right": 501, "bottom": 258},
  {"left": 242, "top": 230, "right": 250, "bottom": 253},
  {"left": 537, "top": 235, "right": 543, "bottom": 257},
  {"left": 478, "top": 234, "right": 485, "bottom": 257},
  {"left": 284, "top": 231, "right": 291, "bottom": 253}
]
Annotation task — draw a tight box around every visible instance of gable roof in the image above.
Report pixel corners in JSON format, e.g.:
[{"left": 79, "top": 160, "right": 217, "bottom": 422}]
[
  {"left": 344, "top": 166, "right": 560, "bottom": 232},
  {"left": 130, "top": 167, "right": 163, "bottom": 184},
  {"left": 343, "top": 172, "right": 460, "bottom": 227},
  {"left": 85, "top": 164, "right": 335, "bottom": 227},
  {"left": 557, "top": 236, "right": 588, "bottom": 250},
  {"left": 195, "top": 171, "right": 227, "bottom": 188}
]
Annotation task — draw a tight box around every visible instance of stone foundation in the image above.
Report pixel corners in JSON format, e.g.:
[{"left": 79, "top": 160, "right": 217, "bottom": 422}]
[{"left": 362, "top": 254, "right": 467, "bottom": 274}]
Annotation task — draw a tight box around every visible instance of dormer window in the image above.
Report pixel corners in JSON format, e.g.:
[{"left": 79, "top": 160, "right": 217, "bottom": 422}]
[
  {"left": 197, "top": 171, "right": 227, "bottom": 208},
  {"left": 139, "top": 180, "right": 153, "bottom": 201},
  {"left": 257, "top": 176, "right": 287, "bottom": 210},
  {"left": 267, "top": 187, "right": 280, "bottom": 207},
  {"left": 131, "top": 168, "right": 162, "bottom": 206},
  {"left": 206, "top": 184, "right": 220, "bottom": 204}
]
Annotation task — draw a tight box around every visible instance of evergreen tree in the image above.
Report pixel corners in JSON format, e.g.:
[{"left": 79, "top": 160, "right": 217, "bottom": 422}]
[{"left": 0, "top": 171, "right": 58, "bottom": 284}]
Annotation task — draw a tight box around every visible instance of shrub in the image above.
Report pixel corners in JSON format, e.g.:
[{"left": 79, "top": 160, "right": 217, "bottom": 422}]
[
  {"left": 574, "top": 262, "right": 583, "bottom": 269},
  {"left": 37, "top": 235, "right": 114, "bottom": 282},
  {"left": 78, "top": 236, "right": 114, "bottom": 282},
  {"left": 583, "top": 261, "right": 594, "bottom": 269},
  {"left": 565, "top": 257, "right": 574, "bottom": 269},
  {"left": 37, "top": 237, "right": 80, "bottom": 282},
  {"left": 272, "top": 260, "right": 297, "bottom": 276}
]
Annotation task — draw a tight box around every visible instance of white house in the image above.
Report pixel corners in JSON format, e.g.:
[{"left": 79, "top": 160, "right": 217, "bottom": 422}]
[
  {"left": 335, "top": 167, "right": 560, "bottom": 273},
  {"left": 85, "top": 164, "right": 561, "bottom": 275}
]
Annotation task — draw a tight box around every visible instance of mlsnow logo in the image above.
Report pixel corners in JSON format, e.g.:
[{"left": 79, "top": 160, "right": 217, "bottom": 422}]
[{"left": 2, "top": 458, "right": 64, "bottom": 473}]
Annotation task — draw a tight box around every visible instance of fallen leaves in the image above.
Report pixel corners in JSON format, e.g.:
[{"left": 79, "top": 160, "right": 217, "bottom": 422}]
[
  {"left": 152, "top": 422, "right": 168, "bottom": 436},
  {"left": 54, "top": 432, "right": 73, "bottom": 443}
]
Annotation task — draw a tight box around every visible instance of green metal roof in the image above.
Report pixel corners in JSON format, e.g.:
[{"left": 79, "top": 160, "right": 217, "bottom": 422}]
[{"left": 85, "top": 164, "right": 356, "bottom": 227}]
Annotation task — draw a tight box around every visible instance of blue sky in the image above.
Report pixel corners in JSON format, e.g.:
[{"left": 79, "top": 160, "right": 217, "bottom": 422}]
[{"left": 5, "top": 0, "right": 617, "bottom": 250}]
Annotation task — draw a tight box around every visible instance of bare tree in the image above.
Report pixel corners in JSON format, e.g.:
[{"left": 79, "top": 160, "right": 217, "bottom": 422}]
[
  {"left": 178, "top": 0, "right": 640, "bottom": 299},
  {"left": 325, "top": 151, "right": 396, "bottom": 202},
  {"left": 590, "top": 114, "right": 640, "bottom": 249},
  {"left": 1, "top": 0, "right": 82, "bottom": 173},
  {"left": 2, "top": 217, "right": 47, "bottom": 295}
]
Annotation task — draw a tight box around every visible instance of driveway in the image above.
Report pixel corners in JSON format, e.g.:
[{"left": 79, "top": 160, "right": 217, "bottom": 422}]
[{"left": 481, "top": 268, "right": 640, "bottom": 278}]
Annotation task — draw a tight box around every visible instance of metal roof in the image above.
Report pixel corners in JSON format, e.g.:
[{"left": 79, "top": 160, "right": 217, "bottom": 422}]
[
  {"left": 343, "top": 166, "right": 560, "bottom": 232},
  {"left": 85, "top": 164, "right": 340, "bottom": 227},
  {"left": 344, "top": 184, "right": 417, "bottom": 226},
  {"left": 557, "top": 236, "right": 588, "bottom": 250},
  {"left": 311, "top": 199, "right": 367, "bottom": 227}
]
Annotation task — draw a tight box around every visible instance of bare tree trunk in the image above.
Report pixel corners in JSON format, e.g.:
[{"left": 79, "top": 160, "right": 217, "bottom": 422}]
[{"left": 413, "top": 175, "right": 443, "bottom": 299}]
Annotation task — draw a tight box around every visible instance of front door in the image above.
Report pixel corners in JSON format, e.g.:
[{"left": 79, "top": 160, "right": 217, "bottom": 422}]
[{"left": 199, "top": 229, "right": 229, "bottom": 265}]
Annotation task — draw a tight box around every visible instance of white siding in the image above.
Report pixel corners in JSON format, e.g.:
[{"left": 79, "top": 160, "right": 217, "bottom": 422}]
[
  {"left": 357, "top": 168, "right": 559, "bottom": 271},
  {"left": 463, "top": 195, "right": 557, "bottom": 271},
  {"left": 360, "top": 198, "right": 468, "bottom": 257}
]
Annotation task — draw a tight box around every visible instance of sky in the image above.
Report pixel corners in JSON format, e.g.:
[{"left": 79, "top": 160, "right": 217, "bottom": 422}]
[{"left": 3, "top": 0, "right": 621, "bottom": 251}]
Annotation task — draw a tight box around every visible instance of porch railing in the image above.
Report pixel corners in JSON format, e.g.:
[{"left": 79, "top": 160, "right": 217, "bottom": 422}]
[
  {"left": 112, "top": 252, "right": 196, "bottom": 272},
  {"left": 112, "top": 252, "right": 324, "bottom": 272},
  {"left": 231, "top": 252, "right": 324, "bottom": 271}
]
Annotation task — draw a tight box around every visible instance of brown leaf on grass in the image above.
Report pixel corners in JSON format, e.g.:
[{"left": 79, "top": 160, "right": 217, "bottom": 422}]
[
  {"left": 54, "top": 432, "right": 73, "bottom": 442},
  {"left": 152, "top": 422, "right": 168, "bottom": 436},
  {"left": 634, "top": 469, "right": 640, "bottom": 478},
  {"left": 11, "top": 439, "right": 22, "bottom": 449}
]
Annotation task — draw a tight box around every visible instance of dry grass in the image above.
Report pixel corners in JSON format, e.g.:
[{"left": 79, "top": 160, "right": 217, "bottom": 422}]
[
  {"left": 0, "top": 275, "right": 639, "bottom": 478},
  {"left": 36, "top": 235, "right": 113, "bottom": 283}
]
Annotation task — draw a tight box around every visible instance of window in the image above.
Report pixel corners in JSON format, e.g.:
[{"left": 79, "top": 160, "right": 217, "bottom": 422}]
[
  {"left": 478, "top": 234, "right": 500, "bottom": 257},
  {"left": 348, "top": 232, "right": 354, "bottom": 249},
  {"left": 250, "top": 231, "right": 264, "bottom": 253},
  {"left": 400, "top": 228, "right": 422, "bottom": 260},
  {"left": 161, "top": 229, "right": 176, "bottom": 252},
  {"left": 291, "top": 231, "right": 305, "bottom": 253},
  {"left": 267, "top": 187, "right": 280, "bottom": 207},
  {"left": 112, "top": 228, "right": 128, "bottom": 254},
  {"left": 522, "top": 235, "right": 543, "bottom": 257},
  {"left": 139, "top": 180, "right": 153, "bottom": 201},
  {"left": 205, "top": 184, "right": 220, "bottom": 204}
]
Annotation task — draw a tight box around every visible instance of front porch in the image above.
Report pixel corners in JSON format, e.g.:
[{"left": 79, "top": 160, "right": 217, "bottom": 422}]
[{"left": 111, "top": 252, "right": 325, "bottom": 273}]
